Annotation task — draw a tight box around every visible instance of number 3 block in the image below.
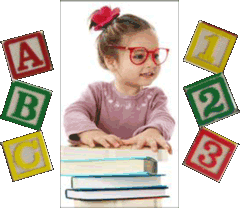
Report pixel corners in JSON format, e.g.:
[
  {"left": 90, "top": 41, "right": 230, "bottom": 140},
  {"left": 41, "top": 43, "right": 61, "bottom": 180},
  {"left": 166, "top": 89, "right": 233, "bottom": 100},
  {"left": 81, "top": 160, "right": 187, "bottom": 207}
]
[
  {"left": 1, "top": 131, "right": 52, "bottom": 181},
  {"left": 184, "top": 21, "right": 237, "bottom": 73},
  {"left": 184, "top": 73, "right": 238, "bottom": 126},
  {"left": 0, "top": 81, "right": 51, "bottom": 130},
  {"left": 183, "top": 127, "right": 237, "bottom": 182}
]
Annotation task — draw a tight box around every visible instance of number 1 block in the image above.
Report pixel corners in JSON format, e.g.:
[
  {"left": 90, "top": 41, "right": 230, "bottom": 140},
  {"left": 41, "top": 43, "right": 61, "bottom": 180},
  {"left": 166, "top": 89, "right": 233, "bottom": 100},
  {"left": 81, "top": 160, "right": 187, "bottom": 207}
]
[
  {"left": 183, "top": 127, "right": 237, "bottom": 182},
  {"left": 184, "top": 73, "right": 238, "bottom": 126},
  {"left": 184, "top": 21, "right": 237, "bottom": 73},
  {"left": 0, "top": 81, "right": 51, "bottom": 130}
]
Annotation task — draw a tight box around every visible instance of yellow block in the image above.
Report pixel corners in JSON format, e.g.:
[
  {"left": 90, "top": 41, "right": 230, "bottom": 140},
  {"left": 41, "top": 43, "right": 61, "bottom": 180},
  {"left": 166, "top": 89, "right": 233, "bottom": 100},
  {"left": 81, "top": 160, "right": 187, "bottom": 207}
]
[
  {"left": 184, "top": 21, "right": 237, "bottom": 73},
  {"left": 2, "top": 131, "right": 52, "bottom": 181}
]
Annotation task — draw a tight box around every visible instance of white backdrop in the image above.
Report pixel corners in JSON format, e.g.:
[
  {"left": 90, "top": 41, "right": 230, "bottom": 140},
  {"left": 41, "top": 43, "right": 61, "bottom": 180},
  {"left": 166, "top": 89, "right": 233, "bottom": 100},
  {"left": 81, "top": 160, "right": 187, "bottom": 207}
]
[{"left": 61, "top": 1, "right": 178, "bottom": 207}]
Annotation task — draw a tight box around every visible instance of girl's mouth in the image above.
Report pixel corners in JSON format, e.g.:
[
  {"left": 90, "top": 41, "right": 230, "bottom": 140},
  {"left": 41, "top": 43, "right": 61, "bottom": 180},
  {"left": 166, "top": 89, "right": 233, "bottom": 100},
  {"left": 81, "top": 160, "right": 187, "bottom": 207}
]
[{"left": 140, "top": 72, "right": 155, "bottom": 78}]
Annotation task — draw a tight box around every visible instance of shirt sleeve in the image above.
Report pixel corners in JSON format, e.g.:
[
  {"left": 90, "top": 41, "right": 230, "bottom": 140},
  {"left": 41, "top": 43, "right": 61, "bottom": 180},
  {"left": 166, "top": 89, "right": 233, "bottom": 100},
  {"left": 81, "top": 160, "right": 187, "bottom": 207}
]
[
  {"left": 133, "top": 88, "right": 175, "bottom": 141},
  {"left": 63, "top": 82, "right": 102, "bottom": 143}
]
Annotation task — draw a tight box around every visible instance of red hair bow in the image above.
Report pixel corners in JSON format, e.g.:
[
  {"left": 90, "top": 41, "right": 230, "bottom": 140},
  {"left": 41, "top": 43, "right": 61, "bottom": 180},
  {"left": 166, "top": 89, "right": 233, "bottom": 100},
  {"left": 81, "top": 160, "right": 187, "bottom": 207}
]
[{"left": 92, "top": 6, "right": 120, "bottom": 31}]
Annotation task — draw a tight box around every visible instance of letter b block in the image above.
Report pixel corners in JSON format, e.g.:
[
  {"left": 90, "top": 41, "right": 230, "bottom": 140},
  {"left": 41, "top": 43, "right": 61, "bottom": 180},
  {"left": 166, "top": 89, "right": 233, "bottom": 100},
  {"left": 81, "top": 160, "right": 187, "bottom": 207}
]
[
  {"left": 2, "top": 131, "right": 52, "bottom": 181},
  {"left": 0, "top": 81, "right": 51, "bottom": 130}
]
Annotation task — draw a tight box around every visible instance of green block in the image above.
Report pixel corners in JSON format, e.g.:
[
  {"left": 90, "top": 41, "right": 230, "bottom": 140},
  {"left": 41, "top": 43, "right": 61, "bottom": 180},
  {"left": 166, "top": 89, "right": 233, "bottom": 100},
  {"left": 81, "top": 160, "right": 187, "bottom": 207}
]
[
  {"left": 1, "top": 81, "right": 52, "bottom": 130},
  {"left": 184, "top": 73, "right": 238, "bottom": 126}
]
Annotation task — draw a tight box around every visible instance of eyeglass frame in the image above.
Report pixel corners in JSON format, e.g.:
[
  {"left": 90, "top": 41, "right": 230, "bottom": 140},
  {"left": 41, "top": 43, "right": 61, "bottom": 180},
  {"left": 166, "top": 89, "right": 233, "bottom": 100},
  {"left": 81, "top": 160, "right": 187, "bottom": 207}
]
[{"left": 108, "top": 46, "right": 170, "bottom": 66}]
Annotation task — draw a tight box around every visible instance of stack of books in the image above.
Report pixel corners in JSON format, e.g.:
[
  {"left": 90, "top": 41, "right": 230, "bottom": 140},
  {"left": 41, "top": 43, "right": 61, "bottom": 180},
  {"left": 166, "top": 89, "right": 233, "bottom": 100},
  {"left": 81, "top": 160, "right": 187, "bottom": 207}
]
[{"left": 61, "top": 145, "right": 169, "bottom": 208}]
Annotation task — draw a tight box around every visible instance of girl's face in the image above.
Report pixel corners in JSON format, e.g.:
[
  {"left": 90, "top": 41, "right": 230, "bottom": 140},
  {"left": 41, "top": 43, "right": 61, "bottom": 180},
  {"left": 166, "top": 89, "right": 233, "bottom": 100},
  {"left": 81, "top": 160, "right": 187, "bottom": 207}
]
[{"left": 113, "top": 29, "right": 161, "bottom": 90}]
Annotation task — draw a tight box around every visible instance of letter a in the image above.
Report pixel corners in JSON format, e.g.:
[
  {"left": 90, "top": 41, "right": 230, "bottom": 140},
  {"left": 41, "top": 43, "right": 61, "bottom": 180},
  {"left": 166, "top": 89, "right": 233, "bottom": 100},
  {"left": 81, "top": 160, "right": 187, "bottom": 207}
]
[
  {"left": 18, "top": 42, "right": 44, "bottom": 71},
  {"left": 11, "top": 91, "right": 38, "bottom": 121}
]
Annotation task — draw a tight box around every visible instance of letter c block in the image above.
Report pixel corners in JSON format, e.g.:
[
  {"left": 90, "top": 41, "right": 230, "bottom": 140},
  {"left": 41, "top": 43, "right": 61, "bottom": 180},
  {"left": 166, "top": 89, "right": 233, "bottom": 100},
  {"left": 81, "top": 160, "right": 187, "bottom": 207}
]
[
  {"left": 1, "top": 131, "right": 52, "bottom": 181},
  {"left": 0, "top": 80, "right": 52, "bottom": 130}
]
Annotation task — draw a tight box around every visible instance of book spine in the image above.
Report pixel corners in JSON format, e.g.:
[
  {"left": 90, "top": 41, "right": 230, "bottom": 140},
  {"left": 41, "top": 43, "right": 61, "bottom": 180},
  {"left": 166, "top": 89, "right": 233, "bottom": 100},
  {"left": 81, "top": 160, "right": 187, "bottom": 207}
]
[{"left": 144, "top": 159, "right": 157, "bottom": 174}]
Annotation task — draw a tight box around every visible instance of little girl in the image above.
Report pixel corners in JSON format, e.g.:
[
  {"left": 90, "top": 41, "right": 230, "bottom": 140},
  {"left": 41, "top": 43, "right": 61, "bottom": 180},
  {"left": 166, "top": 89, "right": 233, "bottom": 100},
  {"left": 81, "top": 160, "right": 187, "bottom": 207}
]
[{"left": 64, "top": 6, "right": 175, "bottom": 153}]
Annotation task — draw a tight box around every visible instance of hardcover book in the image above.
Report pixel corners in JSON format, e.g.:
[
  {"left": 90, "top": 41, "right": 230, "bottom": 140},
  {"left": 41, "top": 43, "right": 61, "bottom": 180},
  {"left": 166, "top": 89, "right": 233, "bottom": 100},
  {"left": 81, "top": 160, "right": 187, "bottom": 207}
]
[
  {"left": 61, "top": 156, "right": 157, "bottom": 176},
  {"left": 66, "top": 185, "right": 168, "bottom": 201}
]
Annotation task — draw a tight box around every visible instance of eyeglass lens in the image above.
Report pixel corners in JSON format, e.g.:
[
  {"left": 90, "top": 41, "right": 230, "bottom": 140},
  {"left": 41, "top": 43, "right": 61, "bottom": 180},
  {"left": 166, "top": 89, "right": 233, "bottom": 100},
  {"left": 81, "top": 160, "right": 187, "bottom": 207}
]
[{"left": 131, "top": 48, "right": 167, "bottom": 65}]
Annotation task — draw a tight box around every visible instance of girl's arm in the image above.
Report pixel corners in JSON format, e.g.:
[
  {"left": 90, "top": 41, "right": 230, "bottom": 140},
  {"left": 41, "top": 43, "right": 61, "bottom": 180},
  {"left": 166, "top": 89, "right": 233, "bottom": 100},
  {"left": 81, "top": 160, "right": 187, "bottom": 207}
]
[
  {"left": 133, "top": 88, "right": 175, "bottom": 141},
  {"left": 123, "top": 88, "right": 175, "bottom": 153},
  {"left": 63, "top": 82, "right": 101, "bottom": 144}
]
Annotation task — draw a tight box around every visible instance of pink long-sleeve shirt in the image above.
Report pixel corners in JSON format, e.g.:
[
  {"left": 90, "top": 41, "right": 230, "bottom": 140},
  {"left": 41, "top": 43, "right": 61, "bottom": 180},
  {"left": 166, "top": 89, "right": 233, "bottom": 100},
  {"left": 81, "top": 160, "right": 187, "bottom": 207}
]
[{"left": 64, "top": 81, "right": 175, "bottom": 144}]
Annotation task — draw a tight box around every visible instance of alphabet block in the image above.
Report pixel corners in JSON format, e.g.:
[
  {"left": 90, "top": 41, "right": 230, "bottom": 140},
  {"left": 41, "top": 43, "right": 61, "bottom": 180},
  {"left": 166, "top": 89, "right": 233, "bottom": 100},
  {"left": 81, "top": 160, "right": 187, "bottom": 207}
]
[
  {"left": 2, "top": 31, "right": 53, "bottom": 79},
  {"left": 1, "top": 131, "right": 52, "bottom": 181},
  {"left": 183, "top": 127, "right": 237, "bottom": 182},
  {"left": 184, "top": 73, "right": 238, "bottom": 126},
  {"left": 184, "top": 21, "right": 237, "bottom": 73},
  {"left": 0, "top": 81, "right": 51, "bottom": 130}
]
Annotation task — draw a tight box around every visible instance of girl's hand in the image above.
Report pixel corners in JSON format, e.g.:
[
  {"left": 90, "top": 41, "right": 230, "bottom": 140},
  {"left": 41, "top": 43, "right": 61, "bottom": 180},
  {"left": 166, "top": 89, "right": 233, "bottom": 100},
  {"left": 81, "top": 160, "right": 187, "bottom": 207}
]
[
  {"left": 122, "top": 128, "right": 172, "bottom": 154},
  {"left": 78, "top": 130, "right": 123, "bottom": 148}
]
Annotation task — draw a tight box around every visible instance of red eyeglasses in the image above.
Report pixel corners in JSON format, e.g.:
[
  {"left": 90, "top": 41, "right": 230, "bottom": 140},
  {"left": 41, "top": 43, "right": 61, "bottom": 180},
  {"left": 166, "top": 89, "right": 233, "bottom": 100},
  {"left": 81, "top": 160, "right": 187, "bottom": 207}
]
[{"left": 108, "top": 46, "right": 169, "bottom": 66}]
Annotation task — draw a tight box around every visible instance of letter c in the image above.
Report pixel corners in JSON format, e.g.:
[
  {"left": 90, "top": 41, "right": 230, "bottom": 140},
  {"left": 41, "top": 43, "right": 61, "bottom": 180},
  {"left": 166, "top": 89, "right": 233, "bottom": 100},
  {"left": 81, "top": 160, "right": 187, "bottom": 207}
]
[{"left": 14, "top": 140, "right": 41, "bottom": 170}]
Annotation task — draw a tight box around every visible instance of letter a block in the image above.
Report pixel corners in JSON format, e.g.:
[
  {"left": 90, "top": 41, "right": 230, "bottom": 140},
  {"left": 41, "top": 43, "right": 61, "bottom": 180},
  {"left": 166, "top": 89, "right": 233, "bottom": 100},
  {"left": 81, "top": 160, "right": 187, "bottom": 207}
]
[
  {"left": 184, "top": 73, "right": 238, "bottom": 126},
  {"left": 1, "top": 131, "right": 52, "bottom": 181},
  {"left": 2, "top": 31, "right": 53, "bottom": 79},
  {"left": 183, "top": 127, "right": 237, "bottom": 182},
  {"left": 184, "top": 21, "right": 237, "bottom": 73},
  {"left": 0, "top": 81, "right": 51, "bottom": 130}
]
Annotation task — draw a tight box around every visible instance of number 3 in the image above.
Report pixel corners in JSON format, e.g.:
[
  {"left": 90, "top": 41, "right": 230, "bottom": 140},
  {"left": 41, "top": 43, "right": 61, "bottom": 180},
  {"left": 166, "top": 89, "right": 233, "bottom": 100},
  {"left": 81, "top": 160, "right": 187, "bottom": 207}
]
[{"left": 198, "top": 141, "right": 223, "bottom": 168}]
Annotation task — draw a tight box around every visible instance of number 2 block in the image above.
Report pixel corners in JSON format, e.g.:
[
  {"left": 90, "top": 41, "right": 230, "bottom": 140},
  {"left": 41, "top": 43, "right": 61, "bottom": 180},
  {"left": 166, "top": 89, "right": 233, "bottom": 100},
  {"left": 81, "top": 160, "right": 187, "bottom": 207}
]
[
  {"left": 184, "top": 73, "right": 238, "bottom": 126},
  {"left": 2, "top": 31, "right": 53, "bottom": 79},
  {"left": 184, "top": 21, "right": 237, "bottom": 73},
  {"left": 183, "top": 127, "right": 237, "bottom": 182},
  {"left": 0, "top": 81, "right": 51, "bottom": 130}
]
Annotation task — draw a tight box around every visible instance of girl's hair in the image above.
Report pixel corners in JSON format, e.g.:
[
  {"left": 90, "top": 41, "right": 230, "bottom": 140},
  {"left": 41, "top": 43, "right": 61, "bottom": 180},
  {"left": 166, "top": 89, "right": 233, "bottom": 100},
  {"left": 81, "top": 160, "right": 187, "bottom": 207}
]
[{"left": 89, "top": 12, "right": 155, "bottom": 69}]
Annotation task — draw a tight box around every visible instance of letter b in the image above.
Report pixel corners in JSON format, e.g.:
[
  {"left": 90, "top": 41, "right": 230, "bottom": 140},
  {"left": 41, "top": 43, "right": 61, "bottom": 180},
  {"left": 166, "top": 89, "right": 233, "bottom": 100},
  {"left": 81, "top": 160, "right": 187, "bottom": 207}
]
[{"left": 11, "top": 91, "right": 38, "bottom": 121}]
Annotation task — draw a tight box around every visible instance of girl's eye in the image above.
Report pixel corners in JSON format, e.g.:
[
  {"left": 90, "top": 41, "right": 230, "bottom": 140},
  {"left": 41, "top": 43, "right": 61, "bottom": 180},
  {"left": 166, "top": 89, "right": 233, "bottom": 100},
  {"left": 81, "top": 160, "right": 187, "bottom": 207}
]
[
  {"left": 154, "top": 54, "right": 159, "bottom": 60},
  {"left": 133, "top": 54, "right": 145, "bottom": 59}
]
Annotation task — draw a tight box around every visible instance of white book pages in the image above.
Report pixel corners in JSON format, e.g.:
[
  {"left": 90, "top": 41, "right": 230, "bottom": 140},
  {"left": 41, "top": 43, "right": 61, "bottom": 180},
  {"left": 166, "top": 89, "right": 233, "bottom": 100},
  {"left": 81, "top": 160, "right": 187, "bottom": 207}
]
[
  {"left": 73, "top": 198, "right": 163, "bottom": 207},
  {"left": 71, "top": 175, "right": 162, "bottom": 189},
  {"left": 61, "top": 145, "right": 168, "bottom": 161},
  {"left": 61, "top": 159, "right": 147, "bottom": 176}
]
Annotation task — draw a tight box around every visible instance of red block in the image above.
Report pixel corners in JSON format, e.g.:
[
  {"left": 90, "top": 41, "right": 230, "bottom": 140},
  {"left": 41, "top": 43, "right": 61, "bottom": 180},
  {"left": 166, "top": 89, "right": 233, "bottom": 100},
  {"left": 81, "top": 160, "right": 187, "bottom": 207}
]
[
  {"left": 2, "top": 31, "right": 53, "bottom": 79},
  {"left": 184, "top": 127, "right": 237, "bottom": 182}
]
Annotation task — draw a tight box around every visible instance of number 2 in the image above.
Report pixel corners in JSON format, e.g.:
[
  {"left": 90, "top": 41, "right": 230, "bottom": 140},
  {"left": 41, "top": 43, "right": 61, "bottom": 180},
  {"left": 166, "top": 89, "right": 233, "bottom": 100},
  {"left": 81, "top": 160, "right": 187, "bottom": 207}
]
[
  {"left": 198, "top": 140, "right": 223, "bottom": 168},
  {"left": 199, "top": 87, "right": 224, "bottom": 117}
]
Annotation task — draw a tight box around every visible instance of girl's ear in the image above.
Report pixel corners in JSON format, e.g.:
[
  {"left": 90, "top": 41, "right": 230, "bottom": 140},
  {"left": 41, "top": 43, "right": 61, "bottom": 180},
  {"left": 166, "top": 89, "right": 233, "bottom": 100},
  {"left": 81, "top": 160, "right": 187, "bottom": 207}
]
[{"left": 104, "top": 55, "right": 118, "bottom": 72}]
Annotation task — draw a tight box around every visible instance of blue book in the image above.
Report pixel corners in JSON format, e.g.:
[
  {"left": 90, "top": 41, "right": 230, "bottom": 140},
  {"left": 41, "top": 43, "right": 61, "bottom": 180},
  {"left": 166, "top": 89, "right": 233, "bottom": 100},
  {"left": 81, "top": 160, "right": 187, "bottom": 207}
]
[
  {"left": 71, "top": 174, "right": 165, "bottom": 189},
  {"left": 65, "top": 185, "right": 169, "bottom": 201},
  {"left": 61, "top": 156, "right": 157, "bottom": 176}
]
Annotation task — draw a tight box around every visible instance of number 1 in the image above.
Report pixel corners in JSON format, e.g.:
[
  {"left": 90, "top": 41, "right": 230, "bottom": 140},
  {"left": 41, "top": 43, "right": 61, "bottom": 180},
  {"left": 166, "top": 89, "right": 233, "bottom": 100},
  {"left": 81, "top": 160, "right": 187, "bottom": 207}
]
[{"left": 198, "top": 34, "right": 219, "bottom": 64}]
